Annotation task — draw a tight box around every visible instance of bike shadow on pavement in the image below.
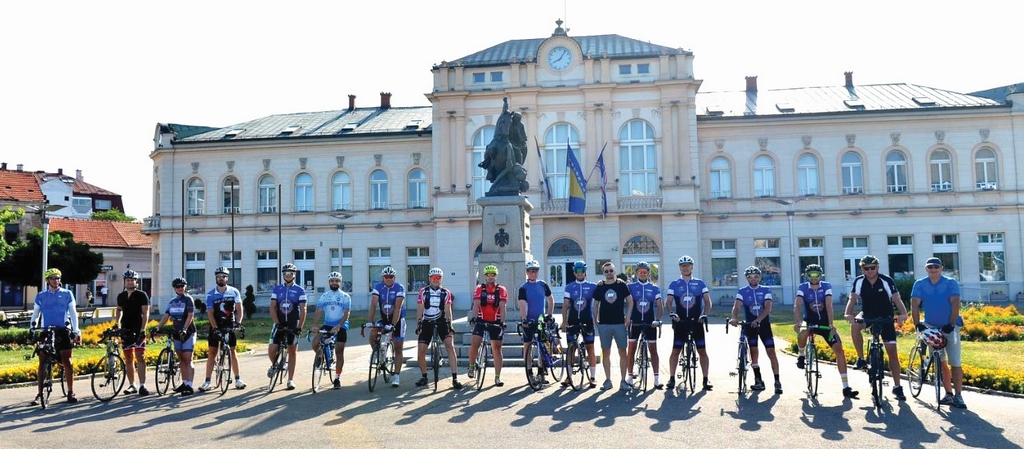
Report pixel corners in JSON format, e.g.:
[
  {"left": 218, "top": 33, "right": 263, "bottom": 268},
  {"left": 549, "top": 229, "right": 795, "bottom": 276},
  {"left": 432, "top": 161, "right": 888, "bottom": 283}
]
[
  {"left": 721, "top": 390, "right": 780, "bottom": 431},
  {"left": 512, "top": 383, "right": 582, "bottom": 428},
  {"left": 940, "top": 408, "right": 1022, "bottom": 449},
  {"left": 798, "top": 396, "right": 854, "bottom": 441},
  {"left": 643, "top": 388, "right": 706, "bottom": 432},
  {"left": 443, "top": 382, "right": 536, "bottom": 425},
  {"left": 862, "top": 401, "right": 940, "bottom": 448}
]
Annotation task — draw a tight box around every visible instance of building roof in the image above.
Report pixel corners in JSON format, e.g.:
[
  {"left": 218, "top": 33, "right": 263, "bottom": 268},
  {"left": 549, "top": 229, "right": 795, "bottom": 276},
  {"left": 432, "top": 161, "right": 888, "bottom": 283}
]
[
  {"left": 34, "top": 172, "right": 119, "bottom": 196},
  {"left": 695, "top": 83, "right": 1002, "bottom": 118},
  {"left": 969, "top": 82, "right": 1024, "bottom": 104},
  {"left": 172, "top": 106, "right": 433, "bottom": 143},
  {"left": 447, "top": 34, "right": 688, "bottom": 68},
  {"left": 0, "top": 168, "right": 45, "bottom": 202},
  {"left": 48, "top": 218, "right": 151, "bottom": 249}
]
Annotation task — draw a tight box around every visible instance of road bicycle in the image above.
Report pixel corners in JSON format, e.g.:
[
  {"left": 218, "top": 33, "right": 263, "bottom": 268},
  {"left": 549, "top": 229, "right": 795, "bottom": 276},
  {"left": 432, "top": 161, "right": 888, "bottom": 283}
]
[
  {"left": 365, "top": 322, "right": 395, "bottom": 392},
  {"left": 267, "top": 326, "right": 298, "bottom": 393},
  {"left": 630, "top": 321, "right": 661, "bottom": 392},
  {"left": 212, "top": 325, "right": 244, "bottom": 395},
  {"left": 563, "top": 323, "right": 594, "bottom": 391},
  {"left": 907, "top": 329, "right": 944, "bottom": 407},
  {"left": 726, "top": 321, "right": 749, "bottom": 395},
  {"left": 419, "top": 320, "right": 452, "bottom": 392},
  {"left": 26, "top": 326, "right": 68, "bottom": 409},
  {"left": 801, "top": 322, "right": 832, "bottom": 398},
  {"left": 150, "top": 329, "right": 182, "bottom": 396},
  {"left": 520, "top": 318, "right": 564, "bottom": 391},
  {"left": 471, "top": 321, "right": 502, "bottom": 390},
  {"left": 91, "top": 327, "right": 127, "bottom": 402},
  {"left": 858, "top": 316, "right": 894, "bottom": 408},
  {"left": 674, "top": 315, "right": 707, "bottom": 395},
  {"left": 307, "top": 328, "right": 336, "bottom": 393}
]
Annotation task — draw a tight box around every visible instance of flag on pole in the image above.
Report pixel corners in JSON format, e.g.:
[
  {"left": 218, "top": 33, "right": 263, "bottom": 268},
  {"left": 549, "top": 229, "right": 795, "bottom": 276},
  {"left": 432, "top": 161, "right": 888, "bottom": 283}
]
[
  {"left": 566, "top": 144, "right": 587, "bottom": 214},
  {"left": 597, "top": 151, "right": 608, "bottom": 218},
  {"left": 534, "top": 137, "right": 553, "bottom": 204}
]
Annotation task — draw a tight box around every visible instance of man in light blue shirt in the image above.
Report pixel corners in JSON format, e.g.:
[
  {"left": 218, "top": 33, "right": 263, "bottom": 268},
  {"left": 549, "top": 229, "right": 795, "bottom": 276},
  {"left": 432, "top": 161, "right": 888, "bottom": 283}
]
[
  {"left": 313, "top": 271, "right": 352, "bottom": 389},
  {"left": 911, "top": 257, "right": 966, "bottom": 408}
]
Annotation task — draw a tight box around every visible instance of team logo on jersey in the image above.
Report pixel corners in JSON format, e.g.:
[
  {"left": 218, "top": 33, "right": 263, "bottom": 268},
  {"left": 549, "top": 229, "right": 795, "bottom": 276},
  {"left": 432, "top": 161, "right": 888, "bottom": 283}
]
[
  {"left": 168, "top": 303, "right": 186, "bottom": 314},
  {"left": 279, "top": 300, "right": 293, "bottom": 315},
  {"left": 750, "top": 303, "right": 762, "bottom": 315},
  {"left": 637, "top": 299, "right": 650, "bottom": 314},
  {"left": 382, "top": 303, "right": 393, "bottom": 315},
  {"left": 680, "top": 295, "right": 695, "bottom": 310},
  {"left": 604, "top": 290, "right": 617, "bottom": 304},
  {"left": 809, "top": 299, "right": 824, "bottom": 313},
  {"left": 575, "top": 299, "right": 586, "bottom": 311}
]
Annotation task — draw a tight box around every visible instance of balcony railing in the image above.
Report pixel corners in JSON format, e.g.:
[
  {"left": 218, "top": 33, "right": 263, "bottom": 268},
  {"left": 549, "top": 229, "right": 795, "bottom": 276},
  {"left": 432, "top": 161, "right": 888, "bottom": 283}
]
[
  {"left": 617, "top": 195, "right": 662, "bottom": 211},
  {"left": 887, "top": 185, "right": 907, "bottom": 193},
  {"left": 931, "top": 182, "right": 952, "bottom": 192}
]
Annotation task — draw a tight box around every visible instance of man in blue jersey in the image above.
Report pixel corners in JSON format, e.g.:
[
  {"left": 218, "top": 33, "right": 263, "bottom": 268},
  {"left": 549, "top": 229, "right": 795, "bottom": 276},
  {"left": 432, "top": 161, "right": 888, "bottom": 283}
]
[
  {"left": 313, "top": 271, "right": 352, "bottom": 389},
  {"left": 625, "top": 261, "right": 664, "bottom": 389},
  {"left": 730, "top": 266, "right": 782, "bottom": 394},
  {"left": 793, "top": 264, "right": 858, "bottom": 399},
  {"left": 519, "top": 260, "right": 555, "bottom": 384},
  {"left": 199, "top": 267, "right": 246, "bottom": 392},
  {"left": 560, "top": 260, "right": 597, "bottom": 388},
  {"left": 30, "top": 268, "right": 81, "bottom": 404},
  {"left": 268, "top": 263, "right": 307, "bottom": 391},
  {"left": 911, "top": 257, "right": 966, "bottom": 408},
  {"left": 666, "top": 256, "right": 712, "bottom": 392},
  {"left": 363, "top": 266, "right": 406, "bottom": 387}
]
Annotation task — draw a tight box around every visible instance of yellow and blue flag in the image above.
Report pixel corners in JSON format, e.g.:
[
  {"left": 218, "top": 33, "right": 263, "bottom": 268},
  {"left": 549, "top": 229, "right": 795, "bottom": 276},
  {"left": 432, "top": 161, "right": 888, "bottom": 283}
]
[{"left": 566, "top": 144, "right": 587, "bottom": 214}]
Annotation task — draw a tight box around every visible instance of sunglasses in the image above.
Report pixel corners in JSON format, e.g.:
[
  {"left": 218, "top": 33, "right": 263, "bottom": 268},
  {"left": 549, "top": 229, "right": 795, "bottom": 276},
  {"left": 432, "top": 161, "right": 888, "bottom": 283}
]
[
  {"left": 603, "top": 269, "right": 615, "bottom": 274},
  {"left": 861, "top": 265, "right": 878, "bottom": 271},
  {"left": 926, "top": 265, "right": 942, "bottom": 269},
  {"left": 429, "top": 275, "right": 442, "bottom": 280},
  {"left": 383, "top": 275, "right": 395, "bottom": 279},
  {"left": 215, "top": 275, "right": 228, "bottom": 278},
  {"left": 807, "top": 273, "right": 822, "bottom": 279},
  {"left": 47, "top": 277, "right": 61, "bottom": 280},
  {"left": 573, "top": 269, "right": 586, "bottom": 273}
]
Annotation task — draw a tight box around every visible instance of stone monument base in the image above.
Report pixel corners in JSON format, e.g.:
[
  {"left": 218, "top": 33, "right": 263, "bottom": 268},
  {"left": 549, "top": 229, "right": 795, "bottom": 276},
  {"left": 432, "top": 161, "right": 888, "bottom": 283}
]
[{"left": 476, "top": 195, "right": 533, "bottom": 295}]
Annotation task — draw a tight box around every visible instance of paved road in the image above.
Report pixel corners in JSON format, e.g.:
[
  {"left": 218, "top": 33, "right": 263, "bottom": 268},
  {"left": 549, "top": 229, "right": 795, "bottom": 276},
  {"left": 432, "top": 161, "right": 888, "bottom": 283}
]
[{"left": 1, "top": 318, "right": 1022, "bottom": 449}]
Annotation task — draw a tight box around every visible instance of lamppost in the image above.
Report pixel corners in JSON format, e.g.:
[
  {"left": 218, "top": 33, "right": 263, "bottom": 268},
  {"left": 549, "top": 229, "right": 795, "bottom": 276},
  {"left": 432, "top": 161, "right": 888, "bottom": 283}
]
[
  {"left": 26, "top": 202, "right": 66, "bottom": 310},
  {"left": 331, "top": 212, "right": 355, "bottom": 292},
  {"left": 773, "top": 197, "right": 809, "bottom": 299}
]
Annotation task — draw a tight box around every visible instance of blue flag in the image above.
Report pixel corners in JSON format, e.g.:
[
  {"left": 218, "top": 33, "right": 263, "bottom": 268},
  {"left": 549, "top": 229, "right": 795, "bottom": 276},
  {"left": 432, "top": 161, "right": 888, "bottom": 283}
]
[
  {"left": 597, "top": 151, "right": 608, "bottom": 218},
  {"left": 566, "top": 144, "right": 587, "bottom": 214}
]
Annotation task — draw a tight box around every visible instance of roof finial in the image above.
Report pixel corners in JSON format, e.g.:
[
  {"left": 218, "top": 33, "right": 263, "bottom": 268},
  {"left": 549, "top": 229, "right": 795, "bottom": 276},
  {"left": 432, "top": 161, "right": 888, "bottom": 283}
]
[{"left": 553, "top": 18, "right": 567, "bottom": 36}]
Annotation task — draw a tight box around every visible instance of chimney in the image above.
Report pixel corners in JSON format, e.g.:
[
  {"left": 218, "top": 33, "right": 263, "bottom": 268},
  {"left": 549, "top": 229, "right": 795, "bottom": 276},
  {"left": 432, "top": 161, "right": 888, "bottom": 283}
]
[
  {"left": 745, "top": 76, "right": 758, "bottom": 93},
  {"left": 76, "top": 169, "right": 83, "bottom": 181},
  {"left": 844, "top": 71, "right": 854, "bottom": 88},
  {"left": 348, "top": 94, "right": 356, "bottom": 111},
  {"left": 16, "top": 164, "right": 23, "bottom": 171},
  {"left": 57, "top": 168, "right": 63, "bottom": 175},
  {"left": 1, "top": 162, "right": 6, "bottom": 170},
  {"left": 380, "top": 92, "right": 392, "bottom": 109}
]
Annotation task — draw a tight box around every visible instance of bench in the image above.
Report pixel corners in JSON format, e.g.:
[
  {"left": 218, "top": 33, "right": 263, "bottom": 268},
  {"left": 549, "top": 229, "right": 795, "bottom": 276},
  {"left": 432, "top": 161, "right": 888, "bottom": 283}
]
[
  {"left": 0, "top": 310, "right": 33, "bottom": 328},
  {"left": 77, "top": 307, "right": 116, "bottom": 325}
]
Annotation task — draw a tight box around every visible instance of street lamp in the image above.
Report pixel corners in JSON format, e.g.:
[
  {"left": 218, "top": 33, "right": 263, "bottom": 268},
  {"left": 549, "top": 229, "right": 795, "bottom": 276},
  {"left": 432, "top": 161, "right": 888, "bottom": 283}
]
[
  {"left": 26, "top": 202, "right": 66, "bottom": 309},
  {"left": 331, "top": 212, "right": 355, "bottom": 292},
  {"left": 772, "top": 197, "right": 809, "bottom": 298}
]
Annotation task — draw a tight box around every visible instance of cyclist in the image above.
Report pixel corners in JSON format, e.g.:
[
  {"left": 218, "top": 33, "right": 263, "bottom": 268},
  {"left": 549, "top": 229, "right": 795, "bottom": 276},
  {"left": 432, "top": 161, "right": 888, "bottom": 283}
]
[
  {"left": 468, "top": 264, "right": 508, "bottom": 387},
  {"left": 198, "top": 267, "right": 246, "bottom": 392},
  {"left": 560, "top": 260, "right": 597, "bottom": 388},
  {"left": 793, "top": 264, "right": 858, "bottom": 399},
  {"left": 911, "top": 257, "right": 966, "bottom": 408},
  {"left": 844, "top": 254, "right": 908, "bottom": 401},
  {"left": 665, "top": 255, "right": 713, "bottom": 391},
  {"left": 414, "top": 267, "right": 463, "bottom": 389},
  {"left": 312, "top": 271, "right": 352, "bottom": 390},
  {"left": 115, "top": 269, "right": 151, "bottom": 396},
  {"left": 593, "top": 262, "right": 633, "bottom": 391},
  {"left": 30, "top": 268, "right": 81, "bottom": 404},
  {"left": 625, "top": 261, "right": 664, "bottom": 389},
  {"left": 518, "top": 260, "right": 555, "bottom": 384},
  {"left": 156, "top": 277, "right": 197, "bottom": 396},
  {"left": 268, "top": 263, "right": 307, "bottom": 391},
  {"left": 362, "top": 266, "right": 406, "bottom": 388},
  {"left": 730, "top": 266, "right": 782, "bottom": 394}
]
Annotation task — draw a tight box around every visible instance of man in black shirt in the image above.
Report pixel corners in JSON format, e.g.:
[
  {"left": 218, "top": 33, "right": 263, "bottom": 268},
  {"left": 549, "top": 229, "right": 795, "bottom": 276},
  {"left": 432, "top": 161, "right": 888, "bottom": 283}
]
[
  {"left": 844, "top": 255, "right": 909, "bottom": 400},
  {"left": 593, "top": 262, "right": 633, "bottom": 391},
  {"left": 116, "top": 270, "right": 151, "bottom": 396}
]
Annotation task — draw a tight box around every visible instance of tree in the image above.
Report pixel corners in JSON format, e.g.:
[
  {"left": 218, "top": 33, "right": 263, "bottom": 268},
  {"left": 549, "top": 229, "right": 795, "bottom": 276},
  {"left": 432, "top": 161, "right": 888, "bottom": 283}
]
[
  {"left": 91, "top": 207, "right": 136, "bottom": 222},
  {"left": 0, "top": 229, "right": 103, "bottom": 288},
  {"left": 0, "top": 207, "right": 25, "bottom": 262}
]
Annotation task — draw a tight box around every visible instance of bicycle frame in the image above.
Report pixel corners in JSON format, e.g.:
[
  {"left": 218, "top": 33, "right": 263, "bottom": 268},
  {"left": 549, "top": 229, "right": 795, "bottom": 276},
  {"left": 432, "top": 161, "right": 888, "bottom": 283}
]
[
  {"left": 908, "top": 331, "right": 945, "bottom": 406},
  {"left": 630, "top": 322, "right": 661, "bottom": 392},
  {"left": 564, "top": 323, "right": 593, "bottom": 391},
  {"left": 727, "top": 321, "right": 749, "bottom": 395},
  {"left": 365, "top": 322, "right": 395, "bottom": 392},
  {"left": 801, "top": 323, "right": 830, "bottom": 398},
  {"left": 859, "top": 317, "right": 892, "bottom": 408},
  {"left": 91, "top": 327, "right": 126, "bottom": 402}
]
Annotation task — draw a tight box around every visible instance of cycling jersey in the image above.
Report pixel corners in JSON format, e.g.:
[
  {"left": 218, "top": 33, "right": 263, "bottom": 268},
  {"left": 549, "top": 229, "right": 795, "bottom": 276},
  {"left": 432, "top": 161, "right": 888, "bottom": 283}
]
[
  {"left": 473, "top": 283, "right": 507, "bottom": 322},
  {"left": 205, "top": 286, "right": 241, "bottom": 327},
  {"left": 851, "top": 274, "right": 898, "bottom": 319},
  {"left": 271, "top": 283, "right": 307, "bottom": 328},
  {"left": 563, "top": 280, "right": 597, "bottom": 324},
  {"left": 165, "top": 294, "right": 196, "bottom": 335},
  {"left": 317, "top": 289, "right": 352, "bottom": 329},
  {"left": 667, "top": 277, "right": 709, "bottom": 320},
  {"left": 418, "top": 286, "right": 452, "bottom": 322},
  {"left": 627, "top": 280, "right": 661, "bottom": 323},
  {"left": 518, "top": 280, "right": 551, "bottom": 322},
  {"left": 117, "top": 290, "right": 150, "bottom": 332},
  {"left": 372, "top": 281, "right": 406, "bottom": 321},
  {"left": 736, "top": 284, "right": 773, "bottom": 323},
  {"left": 796, "top": 281, "right": 833, "bottom": 323},
  {"left": 32, "top": 287, "right": 79, "bottom": 335}
]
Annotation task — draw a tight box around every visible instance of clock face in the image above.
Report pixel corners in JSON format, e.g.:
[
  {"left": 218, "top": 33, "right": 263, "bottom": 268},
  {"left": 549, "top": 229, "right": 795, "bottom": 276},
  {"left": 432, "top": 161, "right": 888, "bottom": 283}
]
[{"left": 547, "top": 46, "right": 573, "bottom": 71}]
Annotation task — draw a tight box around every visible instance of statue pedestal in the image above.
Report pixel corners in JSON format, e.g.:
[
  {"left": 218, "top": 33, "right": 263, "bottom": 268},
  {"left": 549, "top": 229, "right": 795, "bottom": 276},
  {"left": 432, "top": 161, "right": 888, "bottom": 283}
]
[{"left": 476, "top": 196, "right": 533, "bottom": 294}]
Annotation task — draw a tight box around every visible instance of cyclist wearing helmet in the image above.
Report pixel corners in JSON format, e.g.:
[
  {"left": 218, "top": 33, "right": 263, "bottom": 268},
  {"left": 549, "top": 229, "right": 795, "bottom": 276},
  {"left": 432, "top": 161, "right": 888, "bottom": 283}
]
[
  {"left": 518, "top": 259, "right": 555, "bottom": 384},
  {"left": 364, "top": 266, "right": 406, "bottom": 387},
  {"left": 844, "top": 254, "right": 908, "bottom": 400},
  {"left": 312, "top": 271, "right": 352, "bottom": 390},
  {"left": 157, "top": 277, "right": 197, "bottom": 396},
  {"left": 730, "top": 265, "right": 782, "bottom": 394},
  {"left": 793, "top": 264, "right": 858, "bottom": 399},
  {"left": 666, "top": 255, "right": 713, "bottom": 391},
  {"left": 560, "top": 260, "right": 597, "bottom": 388},
  {"left": 199, "top": 267, "right": 246, "bottom": 392},
  {"left": 911, "top": 257, "right": 966, "bottom": 408},
  {"left": 115, "top": 269, "right": 151, "bottom": 396},
  {"left": 269, "top": 263, "right": 307, "bottom": 391},
  {"left": 30, "top": 268, "right": 81, "bottom": 404},
  {"left": 469, "top": 264, "right": 508, "bottom": 386},
  {"left": 625, "top": 261, "right": 664, "bottom": 389},
  {"left": 414, "top": 267, "right": 463, "bottom": 389}
]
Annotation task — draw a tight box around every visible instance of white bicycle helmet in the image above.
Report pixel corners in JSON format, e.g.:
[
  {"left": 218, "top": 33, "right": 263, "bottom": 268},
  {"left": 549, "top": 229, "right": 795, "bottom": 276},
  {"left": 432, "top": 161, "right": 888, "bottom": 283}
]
[
  {"left": 525, "top": 260, "right": 540, "bottom": 270},
  {"left": 678, "top": 255, "right": 695, "bottom": 265},
  {"left": 921, "top": 328, "right": 947, "bottom": 349},
  {"left": 381, "top": 266, "right": 397, "bottom": 276},
  {"left": 327, "top": 271, "right": 343, "bottom": 280},
  {"left": 428, "top": 267, "right": 443, "bottom": 277}
]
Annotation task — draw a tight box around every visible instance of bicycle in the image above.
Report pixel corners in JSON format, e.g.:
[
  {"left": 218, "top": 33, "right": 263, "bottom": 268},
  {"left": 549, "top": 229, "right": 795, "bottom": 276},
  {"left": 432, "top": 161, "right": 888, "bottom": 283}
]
[
  {"left": 726, "top": 321, "right": 749, "bottom": 395},
  {"left": 631, "top": 321, "right": 661, "bottom": 392},
  {"left": 365, "top": 322, "right": 395, "bottom": 392},
  {"left": 212, "top": 325, "right": 244, "bottom": 395},
  {"left": 26, "top": 326, "right": 68, "bottom": 409},
  {"left": 419, "top": 320, "right": 452, "bottom": 392},
  {"left": 306, "top": 329, "right": 336, "bottom": 393},
  {"left": 674, "top": 315, "right": 707, "bottom": 395},
  {"left": 267, "top": 326, "right": 298, "bottom": 393},
  {"left": 907, "top": 329, "right": 944, "bottom": 406},
  {"left": 520, "top": 319, "right": 564, "bottom": 391},
  {"left": 471, "top": 321, "right": 502, "bottom": 391},
  {"left": 563, "top": 323, "right": 594, "bottom": 391},
  {"left": 150, "top": 329, "right": 182, "bottom": 396},
  {"left": 858, "top": 316, "right": 894, "bottom": 408},
  {"left": 91, "top": 327, "right": 127, "bottom": 402},
  {"left": 801, "top": 322, "right": 831, "bottom": 398}
]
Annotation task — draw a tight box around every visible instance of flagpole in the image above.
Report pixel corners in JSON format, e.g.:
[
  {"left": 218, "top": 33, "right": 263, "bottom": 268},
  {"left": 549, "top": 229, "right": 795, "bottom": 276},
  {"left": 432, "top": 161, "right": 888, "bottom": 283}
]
[
  {"left": 585, "top": 142, "right": 608, "bottom": 185},
  {"left": 533, "top": 136, "right": 553, "bottom": 206}
]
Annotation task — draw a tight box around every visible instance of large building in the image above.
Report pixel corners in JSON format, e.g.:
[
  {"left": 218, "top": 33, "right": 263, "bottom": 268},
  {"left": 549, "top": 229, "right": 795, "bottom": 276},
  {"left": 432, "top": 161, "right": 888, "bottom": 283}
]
[{"left": 147, "top": 21, "right": 1024, "bottom": 311}]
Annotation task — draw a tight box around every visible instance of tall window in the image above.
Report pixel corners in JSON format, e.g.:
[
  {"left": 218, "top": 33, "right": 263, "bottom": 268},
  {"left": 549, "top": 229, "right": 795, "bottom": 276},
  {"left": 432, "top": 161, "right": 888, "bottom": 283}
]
[
  {"left": 184, "top": 252, "right": 205, "bottom": 296},
  {"left": 710, "top": 157, "right": 731, "bottom": 199},
  {"left": 256, "top": 250, "right": 278, "bottom": 293},
  {"left": 471, "top": 127, "right": 495, "bottom": 199},
  {"left": 222, "top": 177, "right": 239, "bottom": 214},
  {"left": 753, "top": 155, "right": 775, "bottom": 197},
  {"left": 932, "top": 234, "right": 959, "bottom": 280},
  {"left": 618, "top": 120, "right": 658, "bottom": 197},
  {"left": 544, "top": 123, "right": 581, "bottom": 200},
  {"left": 797, "top": 154, "right": 819, "bottom": 196},
  {"left": 841, "top": 152, "right": 863, "bottom": 194},
  {"left": 187, "top": 178, "right": 204, "bottom": 215},
  {"left": 407, "top": 169, "right": 427, "bottom": 208},
  {"left": 843, "top": 236, "right": 869, "bottom": 281},
  {"left": 367, "top": 248, "right": 392, "bottom": 288},
  {"left": 887, "top": 235, "right": 915, "bottom": 280},
  {"left": 330, "top": 248, "right": 353, "bottom": 292},
  {"left": 975, "top": 148, "right": 998, "bottom": 189},
  {"left": 711, "top": 240, "right": 737, "bottom": 287},
  {"left": 258, "top": 175, "right": 277, "bottom": 213},
  {"left": 218, "top": 251, "right": 241, "bottom": 288},
  {"left": 885, "top": 151, "right": 908, "bottom": 193},
  {"left": 294, "top": 173, "right": 313, "bottom": 212},
  {"left": 407, "top": 247, "right": 430, "bottom": 292},
  {"left": 930, "top": 149, "right": 953, "bottom": 192},
  {"left": 798, "top": 238, "right": 825, "bottom": 282},
  {"left": 978, "top": 233, "right": 1005, "bottom": 282},
  {"left": 332, "top": 172, "right": 351, "bottom": 211},
  {"left": 293, "top": 249, "right": 315, "bottom": 292},
  {"left": 370, "top": 170, "right": 389, "bottom": 209},
  {"left": 753, "top": 238, "right": 781, "bottom": 286}
]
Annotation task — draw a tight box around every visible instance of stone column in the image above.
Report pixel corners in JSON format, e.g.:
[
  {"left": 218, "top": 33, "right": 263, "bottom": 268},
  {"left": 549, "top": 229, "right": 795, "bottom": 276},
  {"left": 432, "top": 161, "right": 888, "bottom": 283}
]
[{"left": 477, "top": 195, "right": 533, "bottom": 312}]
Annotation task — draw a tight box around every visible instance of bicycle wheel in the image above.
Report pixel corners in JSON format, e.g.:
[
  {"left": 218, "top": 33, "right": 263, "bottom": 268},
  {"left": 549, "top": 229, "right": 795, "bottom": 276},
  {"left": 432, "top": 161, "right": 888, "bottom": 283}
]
[
  {"left": 268, "top": 348, "right": 285, "bottom": 393},
  {"left": 475, "top": 344, "right": 488, "bottom": 391},
  {"left": 524, "top": 342, "right": 541, "bottom": 391},
  {"left": 40, "top": 358, "right": 54, "bottom": 409},
  {"left": 312, "top": 349, "right": 326, "bottom": 393},
  {"left": 155, "top": 348, "right": 174, "bottom": 396},
  {"left": 932, "top": 354, "right": 942, "bottom": 406},
  {"left": 431, "top": 339, "right": 441, "bottom": 392},
  {"left": 549, "top": 339, "right": 565, "bottom": 382},
  {"left": 637, "top": 342, "right": 649, "bottom": 392},
  {"left": 806, "top": 345, "right": 819, "bottom": 398},
  {"left": 685, "top": 340, "right": 697, "bottom": 393},
  {"left": 907, "top": 343, "right": 925, "bottom": 398},
  {"left": 381, "top": 339, "right": 395, "bottom": 383},
  {"left": 91, "top": 352, "right": 126, "bottom": 402},
  {"left": 569, "top": 343, "right": 584, "bottom": 391},
  {"left": 737, "top": 342, "right": 748, "bottom": 395},
  {"left": 869, "top": 345, "right": 885, "bottom": 408},
  {"left": 217, "top": 347, "right": 231, "bottom": 395},
  {"left": 368, "top": 342, "right": 380, "bottom": 392}
]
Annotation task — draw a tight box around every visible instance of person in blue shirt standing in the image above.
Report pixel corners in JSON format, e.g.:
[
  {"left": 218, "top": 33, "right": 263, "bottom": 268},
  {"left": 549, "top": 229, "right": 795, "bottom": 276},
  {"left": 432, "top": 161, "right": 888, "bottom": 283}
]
[
  {"left": 156, "top": 277, "right": 197, "bottom": 396},
  {"left": 198, "top": 267, "right": 246, "bottom": 392},
  {"left": 911, "top": 257, "right": 966, "bottom": 408},
  {"left": 518, "top": 260, "right": 555, "bottom": 384},
  {"left": 363, "top": 266, "right": 406, "bottom": 387},
  {"left": 625, "top": 261, "right": 664, "bottom": 389},
  {"left": 30, "top": 268, "right": 81, "bottom": 404},
  {"left": 666, "top": 256, "right": 713, "bottom": 392},
  {"left": 793, "top": 264, "right": 858, "bottom": 399},
  {"left": 730, "top": 266, "right": 782, "bottom": 394},
  {"left": 268, "top": 263, "right": 307, "bottom": 391},
  {"left": 560, "top": 260, "right": 598, "bottom": 388},
  {"left": 312, "top": 271, "right": 351, "bottom": 389}
]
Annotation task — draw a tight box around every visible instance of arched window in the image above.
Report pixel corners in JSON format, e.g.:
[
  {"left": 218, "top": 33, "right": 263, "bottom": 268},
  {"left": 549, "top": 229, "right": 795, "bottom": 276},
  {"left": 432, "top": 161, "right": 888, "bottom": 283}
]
[
  {"left": 930, "top": 149, "right": 953, "bottom": 192},
  {"left": 258, "top": 175, "right": 277, "bottom": 213},
  {"left": 471, "top": 127, "right": 494, "bottom": 199},
  {"left": 885, "top": 151, "right": 908, "bottom": 193},
  {"left": 753, "top": 155, "right": 775, "bottom": 197},
  {"left": 408, "top": 169, "right": 427, "bottom": 208},
  {"left": 975, "top": 148, "right": 998, "bottom": 189},
  {"left": 332, "top": 172, "right": 351, "bottom": 211},
  {"left": 294, "top": 173, "right": 313, "bottom": 212},
  {"left": 186, "top": 178, "right": 204, "bottom": 215},
  {"left": 710, "top": 157, "right": 731, "bottom": 199},
  {"left": 841, "top": 152, "right": 863, "bottom": 194},
  {"left": 618, "top": 120, "right": 657, "bottom": 196},
  {"left": 797, "top": 154, "right": 818, "bottom": 196},
  {"left": 544, "top": 123, "right": 581, "bottom": 200},
  {"left": 222, "top": 176, "right": 239, "bottom": 214},
  {"left": 623, "top": 235, "right": 660, "bottom": 255},
  {"left": 370, "top": 170, "right": 389, "bottom": 209},
  {"left": 548, "top": 238, "right": 583, "bottom": 257}
]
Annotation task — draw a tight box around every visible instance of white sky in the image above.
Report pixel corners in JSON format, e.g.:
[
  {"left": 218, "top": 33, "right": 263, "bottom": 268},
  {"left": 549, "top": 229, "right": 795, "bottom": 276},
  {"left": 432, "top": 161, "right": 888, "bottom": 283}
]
[{"left": 2, "top": 0, "right": 1019, "bottom": 219}]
